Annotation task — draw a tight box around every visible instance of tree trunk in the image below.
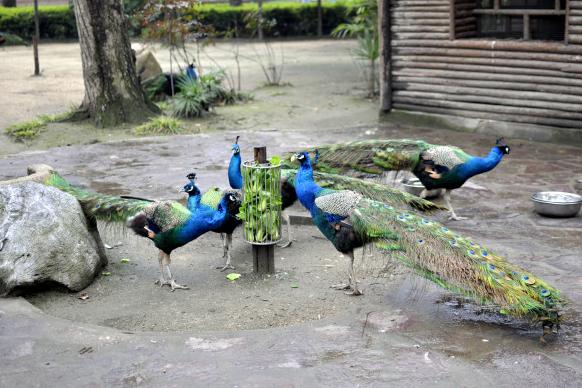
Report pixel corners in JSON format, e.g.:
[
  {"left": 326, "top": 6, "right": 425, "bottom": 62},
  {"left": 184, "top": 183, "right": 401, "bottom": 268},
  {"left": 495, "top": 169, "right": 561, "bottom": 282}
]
[
  {"left": 71, "top": 0, "right": 159, "bottom": 127},
  {"left": 378, "top": 0, "right": 392, "bottom": 112}
]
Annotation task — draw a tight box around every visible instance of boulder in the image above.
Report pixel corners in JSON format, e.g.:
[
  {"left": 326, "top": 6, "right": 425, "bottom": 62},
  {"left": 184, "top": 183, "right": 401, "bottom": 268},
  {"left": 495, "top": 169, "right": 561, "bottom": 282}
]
[
  {"left": 0, "top": 182, "right": 107, "bottom": 295},
  {"left": 136, "top": 50, "right": 163, "bottom": 82}
]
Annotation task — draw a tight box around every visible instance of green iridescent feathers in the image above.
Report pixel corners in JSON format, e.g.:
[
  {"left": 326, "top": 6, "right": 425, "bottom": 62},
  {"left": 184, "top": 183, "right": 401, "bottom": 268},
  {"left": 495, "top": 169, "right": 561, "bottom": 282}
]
[
  {"left": 348, "top": 198, "right": 564, "bottom": 323},
  {"left": 281, "top": 169, "right": 444, "bottom": 213},
  {"left": 284, "top": 139, "right": 470, "bottom": 175},
  {"left": 44, "top": 171, "right": 156, "bottom": 223}
]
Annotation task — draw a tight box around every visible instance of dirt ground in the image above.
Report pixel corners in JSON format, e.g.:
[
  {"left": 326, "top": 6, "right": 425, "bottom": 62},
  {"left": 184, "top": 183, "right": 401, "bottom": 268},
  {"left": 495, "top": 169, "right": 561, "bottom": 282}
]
[{"left": 0, "top": 40, "right": 375, "bottom": 156}]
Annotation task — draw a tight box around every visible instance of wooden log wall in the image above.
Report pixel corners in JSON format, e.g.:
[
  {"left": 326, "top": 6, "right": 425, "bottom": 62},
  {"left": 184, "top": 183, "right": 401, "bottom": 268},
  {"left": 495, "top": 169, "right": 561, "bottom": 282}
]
[{"left": 390, "top": 0, "right": 582, "bottom": 129}]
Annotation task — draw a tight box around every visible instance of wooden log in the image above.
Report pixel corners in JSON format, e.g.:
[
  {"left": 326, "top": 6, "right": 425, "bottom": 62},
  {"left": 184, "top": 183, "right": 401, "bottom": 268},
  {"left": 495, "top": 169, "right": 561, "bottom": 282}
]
[
  {"left": 392, "top": 103, "right": 582, "bottom": 128},
  {"left": 392, "top": 11, "right": 448, "bottom": 19},
  {"left": 392, "top": 47, "right": 582, "bottom": 64},
  {"left": 392, "top": 39, "right": 582, "bottom": 54},
  {"left": 392, "top": 69, "right": 579, "bottom": 86},
  {"left": 569, "top": 35, "right": 582, "bottom": 44},
  {"left": 392, "top": 18, "right": 449, "bottom": 26},
  {"left": 392, "top": 82, "right": 582, "bottom": 107},
  {"left": 391, "top": 25, "right": 449, "bottom": 32},
  {"left": 379, "top": 0, "right": 392, "bottom": 113},
  {"left": 394, "top": 32, "right": 449, "bottom": 40},
  {"left": 393, "top": 92, "right": 582, "bottom": 120}
]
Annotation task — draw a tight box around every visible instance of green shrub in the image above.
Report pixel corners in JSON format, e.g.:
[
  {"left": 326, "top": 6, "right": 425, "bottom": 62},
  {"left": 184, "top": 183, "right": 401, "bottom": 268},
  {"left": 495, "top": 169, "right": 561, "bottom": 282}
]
[
  {"left": 4, "top": 109, "right": 75, "bottom": 142},
  {"left": 0, "top": 1, "right": 354, "bottom": 40},
  {"left": 133, "top": 115, "right": 185, "bottom": 135}
]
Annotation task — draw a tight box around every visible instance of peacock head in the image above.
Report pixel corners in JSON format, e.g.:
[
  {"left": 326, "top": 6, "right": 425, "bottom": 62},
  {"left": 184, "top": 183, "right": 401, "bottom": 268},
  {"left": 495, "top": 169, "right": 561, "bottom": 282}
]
[
  {"left": 495, "top": 137, "right": 511, "bottom": 155},
  {"left": 232, "top": 136, "right": 241, "bottom": 155},
  {"left": 290, "top": 151, "right": 312, "bottom": 167},
  {"left": 220, "top": 190, "right": 242, "bottom": 213},
  {"left": 181, "top": 172, "right": 200, "bottom": 195}
]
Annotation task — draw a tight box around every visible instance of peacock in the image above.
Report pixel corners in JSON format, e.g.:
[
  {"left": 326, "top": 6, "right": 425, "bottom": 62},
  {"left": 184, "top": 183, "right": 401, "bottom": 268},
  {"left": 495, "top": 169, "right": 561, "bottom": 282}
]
[
  {"left": 291, "top": 151, "right": 564, "bottom": 334},
  {"left": 228, "top": 137, "right": 446, "bottom": 248},
  {"left": 43, "top": 170, "right": 241, "bottom": 291},
  {"left": 286, "top": 138, "right": 511, "bottom": 221},
  {"left": 182, "top": 172, "right": 241, "bottom": 271}
]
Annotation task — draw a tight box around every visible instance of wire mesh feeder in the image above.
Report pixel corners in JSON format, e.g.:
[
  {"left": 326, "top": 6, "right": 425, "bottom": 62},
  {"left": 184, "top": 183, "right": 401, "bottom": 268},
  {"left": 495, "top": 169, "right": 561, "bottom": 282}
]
[{"left": 240, "top": 159, "right": 282, "bottom": 245}]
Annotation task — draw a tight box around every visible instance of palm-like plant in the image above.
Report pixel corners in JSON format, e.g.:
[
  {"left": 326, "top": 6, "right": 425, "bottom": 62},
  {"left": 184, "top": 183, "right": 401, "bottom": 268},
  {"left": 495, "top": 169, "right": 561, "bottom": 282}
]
[{"left": 332, "top": 0, "right": 379, "bottom": 97}]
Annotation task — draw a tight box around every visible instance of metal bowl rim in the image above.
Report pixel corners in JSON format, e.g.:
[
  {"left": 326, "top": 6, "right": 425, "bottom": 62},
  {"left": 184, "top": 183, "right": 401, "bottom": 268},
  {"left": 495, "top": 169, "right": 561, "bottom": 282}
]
[{"left": 531, "top": 192, "right": 582, "bottom": 205}]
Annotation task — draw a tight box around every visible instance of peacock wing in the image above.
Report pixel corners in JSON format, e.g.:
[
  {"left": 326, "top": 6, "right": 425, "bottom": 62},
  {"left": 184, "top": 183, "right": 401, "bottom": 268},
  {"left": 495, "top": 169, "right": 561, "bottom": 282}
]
[
  {"left": 421, "top": 145, "right": 471, "bottom": 171},
  {"left": 282, "top": 168, "right": 444, "bottom": 213},
  {"left": 143, "top": 201, "right": 191, "bottom": 232},
  {"left": 348, "top": 198, "right": 565, "bottom": 324},
  {"left": 314, "top": 189, "right": 363, "bottom": 224},
  {"left": 200, "top": 187, "right": 224, "bottom": 210}
]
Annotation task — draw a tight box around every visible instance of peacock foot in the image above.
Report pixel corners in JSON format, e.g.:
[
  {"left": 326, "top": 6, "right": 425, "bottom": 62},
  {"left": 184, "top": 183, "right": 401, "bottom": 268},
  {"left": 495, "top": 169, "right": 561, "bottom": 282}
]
[
  {"left": 277, "top": 240, "right": 293, "bottom": 248},
  {"left": 448, "top": 215, "right": 468, "bottom": 221},
  {"left": 345, "top": 288, "right": 363, "bottom": 296},
  {"left": 155, "top": 278, "right": 169, "bottom": 287},
  {"left": 216, "top": 263, "right": 235, "bottom": 272},
  {"left": 169, "top": 280, "right": 189, "bottom": 292}
]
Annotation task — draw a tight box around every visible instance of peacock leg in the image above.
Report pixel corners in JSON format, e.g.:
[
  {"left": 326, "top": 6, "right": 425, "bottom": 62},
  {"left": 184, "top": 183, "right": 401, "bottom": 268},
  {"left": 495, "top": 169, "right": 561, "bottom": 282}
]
[
  {"left": 419, "top": 189, "right": 428, "bottom": 199},
  {"left": 162, "top": 252, "right": 189, "bottom": 291},
  {"left": 154, "top": 250, "right": 169, "bottom": 287},
  {"left": 444, "top": 189, "right": 467, "bottom": 221},
  {"left": 345, "top": 250, "right": 362, "bottom": 296},
  {"left": 217, "top": 233, "right": 235, "bottom": 271},
  {"left": 220, "top": 233, "right": 227, "bottom": 258},
  {"left": 277, "top": 211, "right": 293, "bottom": 248}
]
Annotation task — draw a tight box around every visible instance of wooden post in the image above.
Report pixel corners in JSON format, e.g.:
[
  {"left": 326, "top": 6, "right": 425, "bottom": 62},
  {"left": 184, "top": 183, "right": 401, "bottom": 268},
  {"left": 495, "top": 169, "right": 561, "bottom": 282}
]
[
  {"left": 251, "top": 146, "right": 275, "bottom": 274},
  {"left": 378, "top": 0, "right": 392, "bottom": 113},
  {"left": 317, "top": 0, "right": 323, "bottom": 38},
  {"left": 33, "top": 0, "right": 40, "bottom": 76}
]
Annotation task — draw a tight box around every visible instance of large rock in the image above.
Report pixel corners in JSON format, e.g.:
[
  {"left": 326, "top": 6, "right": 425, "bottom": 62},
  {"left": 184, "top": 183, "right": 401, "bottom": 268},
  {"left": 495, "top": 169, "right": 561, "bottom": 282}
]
[
  {"left": 0, "top": 182, "right": 107, "bottom": 295},
  {"left": 136, "top": 50, "right": 163, "bottom": 82}
]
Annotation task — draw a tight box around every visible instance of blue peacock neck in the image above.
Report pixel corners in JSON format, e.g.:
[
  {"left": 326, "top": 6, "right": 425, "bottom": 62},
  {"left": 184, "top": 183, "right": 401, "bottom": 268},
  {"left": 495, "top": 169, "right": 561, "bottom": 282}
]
[
  {"left": 460, "top": 146, "right": 505, "bottom": 179},
  {"left": 294, "top": 156, "right": 321, "bottom": 214},
  {"left": 187, "top": 185, "right": 202, "bottom": 211},
  {"left": 228, "top": 152, "right": 243, "bottom": 189}
]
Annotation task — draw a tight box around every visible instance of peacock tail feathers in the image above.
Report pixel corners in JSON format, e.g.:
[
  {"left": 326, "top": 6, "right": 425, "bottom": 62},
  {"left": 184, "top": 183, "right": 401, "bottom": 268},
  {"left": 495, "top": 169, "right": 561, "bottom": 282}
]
[
  {"left": 284, "top": 139, "right": 434, "bottom": 174},
  {"left": 348, "top": 198, "right": 565, "bottom": 324},
  {"left": 281, "top": 168, "right": 445, "bottom": 213},
  {"left": 43, "top": 171, "right": 152, "bottom": 223}
]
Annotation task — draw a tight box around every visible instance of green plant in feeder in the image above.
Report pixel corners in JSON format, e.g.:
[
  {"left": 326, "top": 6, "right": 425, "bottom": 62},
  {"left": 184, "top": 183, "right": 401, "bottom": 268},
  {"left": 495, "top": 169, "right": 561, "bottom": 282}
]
[{"left": 238, "top": 156, "right": 282, "bottom": 244}]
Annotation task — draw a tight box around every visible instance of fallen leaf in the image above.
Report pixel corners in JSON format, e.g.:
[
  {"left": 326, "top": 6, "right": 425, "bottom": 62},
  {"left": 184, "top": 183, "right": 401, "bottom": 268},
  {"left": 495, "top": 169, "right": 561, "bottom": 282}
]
[
  {"left": 226, "top": 273, "right": 241, "bottom": 281},
  {"left": 290, "top": 284, "right": 299, "bottom": 288},
  {"left": 102, "top": 271, "right": 111, "bottom": 276},
  {"left": 78, "top": 292, "right": 89, "bottom": 300},
  {"left": 120, "top": 258, "right": 130, "bottom": 263},
  {"left": 104, "top": 244, "right": 113, "bottom": 249}
]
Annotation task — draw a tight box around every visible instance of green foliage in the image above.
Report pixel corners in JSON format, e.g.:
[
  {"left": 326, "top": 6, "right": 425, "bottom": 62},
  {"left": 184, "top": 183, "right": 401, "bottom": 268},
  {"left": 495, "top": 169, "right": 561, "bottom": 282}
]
[
  {"left": 171, "top": 72, "right": 249, "bottom": 118},
  {"left": 0, "top": 31, "right": 28, "bottom": 46},
  {"left": 0, "top": 5, "right": 76, "bottom": 40},
  {"left": 133, "top": 115, "right": 185, "bottom": 135},
  {"left": 0, "top": 1, "right": 355, "bottom": 40},
  {"left": 238, "top": 159, "right": 282, "bottom": 243},
  {"left": 4, "top": 109, "right": 75, "bottom": 142}
]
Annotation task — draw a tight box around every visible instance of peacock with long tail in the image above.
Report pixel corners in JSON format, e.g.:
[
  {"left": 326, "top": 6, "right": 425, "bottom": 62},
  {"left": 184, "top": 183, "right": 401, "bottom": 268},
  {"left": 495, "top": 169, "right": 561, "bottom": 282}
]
[
  {"left": 182, "top": 172, "right": 241, "bottom": 271},
  {"left": 227, "top": 137, "right": 445, "bottom": 248},
  {"left": 43, "top": 170, "right": 242, "bottom": 291},
  {"left": 291, "top": 151, "right": 564, "bottom": 334},
  {"left": 286, "top": 138, "right": 511, "bottom": 220}
]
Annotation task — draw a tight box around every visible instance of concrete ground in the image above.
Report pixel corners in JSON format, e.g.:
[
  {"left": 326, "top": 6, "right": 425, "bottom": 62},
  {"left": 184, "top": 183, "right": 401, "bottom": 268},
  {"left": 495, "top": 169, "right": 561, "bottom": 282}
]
[
  {"left": 1, "top": 41, "right": 582, "bottom": 387},
  {"left": 1, "top": 127, "right": 582, "bottom": 387}
]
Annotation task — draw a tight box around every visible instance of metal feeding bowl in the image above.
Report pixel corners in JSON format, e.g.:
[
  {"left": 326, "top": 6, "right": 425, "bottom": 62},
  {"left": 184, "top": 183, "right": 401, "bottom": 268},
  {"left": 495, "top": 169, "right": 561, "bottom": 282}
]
[
  {"left": 531, "top": 191, "right": 582, "bottom": 218},
  {"left": 401, "top": 178, "right": 443, "bottom": 199}
]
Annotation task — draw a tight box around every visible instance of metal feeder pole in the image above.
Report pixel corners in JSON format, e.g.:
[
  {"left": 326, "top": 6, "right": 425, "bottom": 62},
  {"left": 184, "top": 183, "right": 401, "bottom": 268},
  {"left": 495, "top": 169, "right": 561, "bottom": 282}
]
[{"left": 252, "top": 146, "right": 275, "bottom": 274}]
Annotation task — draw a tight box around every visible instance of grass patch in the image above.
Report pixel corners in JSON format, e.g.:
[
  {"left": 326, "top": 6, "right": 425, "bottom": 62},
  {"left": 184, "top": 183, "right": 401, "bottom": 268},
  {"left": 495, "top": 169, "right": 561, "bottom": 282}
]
[
  {"left": 4, "top": 109, "right": 76, "bottom": 142},
  {"left": 133, "top": 116, "right": 185, "bottom": 136}
]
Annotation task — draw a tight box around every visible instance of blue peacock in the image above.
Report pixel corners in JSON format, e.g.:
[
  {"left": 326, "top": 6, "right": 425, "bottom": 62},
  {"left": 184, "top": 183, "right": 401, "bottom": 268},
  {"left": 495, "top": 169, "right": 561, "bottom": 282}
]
[
  {"left": 227, "top": 137, "right": 447, "bottom": 247},
  {"left": 291, "top": 151, "right": 564, "bottom": 334},
  {"left": 287, "top": 138, "right": 511, "bottom": 220},
  {"left": 182, "top": 172, "right": 241, "bottom": 271},
  {"left": 43, "top": 170, "right": 241, "bottom": 291}
]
